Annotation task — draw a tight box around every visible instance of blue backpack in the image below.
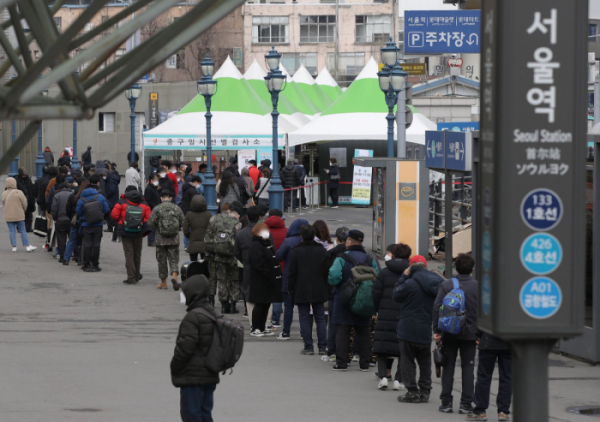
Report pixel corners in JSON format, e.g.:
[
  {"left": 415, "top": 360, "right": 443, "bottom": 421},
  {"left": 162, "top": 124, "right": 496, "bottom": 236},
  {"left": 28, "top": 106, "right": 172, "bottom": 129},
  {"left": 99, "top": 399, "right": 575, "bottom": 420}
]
[{"left": 437, "top": 278, "right": 467, "bottom": 335}]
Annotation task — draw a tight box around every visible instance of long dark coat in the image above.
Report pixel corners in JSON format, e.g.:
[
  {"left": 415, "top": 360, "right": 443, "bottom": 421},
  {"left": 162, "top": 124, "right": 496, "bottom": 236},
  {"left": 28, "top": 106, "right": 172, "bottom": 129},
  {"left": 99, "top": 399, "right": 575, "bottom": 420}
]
[
  {"left": 248, "top": 236, "right": 283, "bottom": 304},
  {"left": 287, "top": 240, "right": 329, "bottom": 304}
]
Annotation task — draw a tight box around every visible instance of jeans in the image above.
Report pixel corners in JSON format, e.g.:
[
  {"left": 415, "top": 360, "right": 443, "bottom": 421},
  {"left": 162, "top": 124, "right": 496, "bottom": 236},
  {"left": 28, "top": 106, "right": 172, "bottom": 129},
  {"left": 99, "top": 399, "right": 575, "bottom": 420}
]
[
  {"left": 474, "top": 349, "right": 512, "bottom": 415},
  {"left": 329, "top": 187, "right": 339, "bottom": 206},
  {"left": 377, "top": 354, "right": 402, "bottom": 382},
  {"left": 180, "top": 384, "right": 216, "bottom": 422},
  {"left": 400, "top": 340, "right": 432, "bottom": 393},
  {"left": 440, "top": 337, "right": 477, "bottom": 406},
  {"left": 271, "top": 302, "right": 282, "bottom": 324},
  {"left": 184, "top": 235, "right": 189, "bottom": 249},
  {"left": 147, "top": 227, "right": 156, "bottom": 246},
  {"left": 7, "top": 221, "right": 29, "bottom": 247},
  {"left": 326, "top": 299, "right": 336, "bottom": 355},
  {"left": 282, "top": 292, "right": 294, "bottom": 335},
  {"left": 298, "top": 302, "right": 327, "bottom": 350},
  {"left": 335, "top": 324, "right": 371, "bottom": 369},
  {"left": 63, "top": 225, "right": 79, "bottom": 261},
  {"left": 283, "top": 190, "right": 297, "bottom": 210}
]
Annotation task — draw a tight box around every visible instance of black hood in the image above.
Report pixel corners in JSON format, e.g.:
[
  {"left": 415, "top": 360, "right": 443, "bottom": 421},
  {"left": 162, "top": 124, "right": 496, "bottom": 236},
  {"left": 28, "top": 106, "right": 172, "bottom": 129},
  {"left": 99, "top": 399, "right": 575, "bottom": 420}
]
[
  {"left": 125, "top": 189, "right": 143, "bottom": 204},
  {"left": 182, "top": 182, "right": 196, "bottom": 194},
  {"left": 183, "top": 275, "right": 210, "bottom": 311},
  {"left": 385, "top": 258, "right": 409, "bottom": 274},
  {"left": 190, "top": 195, "right": 207, "bottom": 212},
  {"left": 284, "top": 163, "right": 295, "bottom": 170}
]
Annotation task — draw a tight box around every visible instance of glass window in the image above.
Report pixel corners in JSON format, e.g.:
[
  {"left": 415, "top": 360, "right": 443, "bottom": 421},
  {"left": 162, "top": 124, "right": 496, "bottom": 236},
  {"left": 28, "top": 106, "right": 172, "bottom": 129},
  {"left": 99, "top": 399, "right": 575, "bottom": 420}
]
[
  {"left": 252, "top": 16, "right": 289, "bottom": 43},
  {"left": 590, "top": 24, "right": 597, "bottom": 42},
  {"left": 99, "top": 112, "right": 115, "bottom": 132},
  {"left": 281, "top": 53, "right": 318, "bottom": 76},
  {"left": 54, "top": 17, "right": 62, "bottom": 31},
  {"left": 355, "top": 15, "right": 392, "bottom": 43},
  {"left": 300, "top": 15, "right": 335, "bottom": 43},
  {"left": 327, "top": 52, "right": 365, "bottom": 86}
]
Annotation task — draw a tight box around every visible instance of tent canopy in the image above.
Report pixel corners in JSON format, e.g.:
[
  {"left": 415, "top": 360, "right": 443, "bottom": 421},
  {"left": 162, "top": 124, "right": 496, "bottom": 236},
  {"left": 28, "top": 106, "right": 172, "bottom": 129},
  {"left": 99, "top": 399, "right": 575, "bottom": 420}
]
[
  {"left": 292, "top": 64, "right": 333, "bottom": 111},
  {"left": 315, "top": 66, "right": 342, "bottom": 101}
]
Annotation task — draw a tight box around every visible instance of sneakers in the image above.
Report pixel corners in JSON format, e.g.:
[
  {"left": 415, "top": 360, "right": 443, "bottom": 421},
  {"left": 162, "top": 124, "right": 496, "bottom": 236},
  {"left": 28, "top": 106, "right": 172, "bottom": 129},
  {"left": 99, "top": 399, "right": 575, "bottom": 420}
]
[
  {"left": 331, "top": 206, "right": 339, "bottom": 209},
  {"left": 498, "top": 413, "right": 510, "bottom": 421},
  {"left": 393, "top": 381, "right": 406, "bottom": 391},
  {"left": 300, "top": 348, "right": 314, "bottom": 355},
  {"left": 26, "top": 245, "right": 37, "bottom": 252},
  {"left": 62, "top": 260, "right": 69, "bottom": 266},
  {"left": 250, "top": 330, "right": 264, "bottom": 337},
  {"left": 397, "top": 391, "right": 421, "bottom": 403},
  {"left": 318, "top": 347, "right": 327, "bottom": 355},
  {"left": 302, "top": 206, "right": 308, "bottom": 210},
  {"left": 276, "top": 332, "right": 290, "bottom": 340},
  {"left": 123, "top": 279, "right": 136, "bottom": 285},
  {"left": 351, "top": 355, "right": 360, "bottom": 362},
  {"left": 466, "top": 413, "right": 488, "bottom": 421},
  {"left": 11, "top": 247, "right": 17, "bottom": 252},
  {"left": 332, "top": 364, "right": 347, "bottom": 371},
  {"left": 265, "top": 323, "right": 275, "bottom": 331},
  {"left": 271, "top": 321, "right": 282, "bottom": 328},
  {"left": 91, "top": 266, "right": 101, "bottom": 272},
  {"left": 420, "top": 390, "right": 430, "bottom": 403},
  {"left": 321, "top": 354, "right": 336, "bottom": 362},
  {"left": 359, "top": 366, "right": 370, "bottom": 372},
  {"left": 378, "top": 377, "right": 389, "bottom": 390},
  {"left": 439, "top": 403, "right": 453, "bottom": 413},
  {"left": 459, "top": 405, "right": 474, "bottom": 414},
  {"left": 261, "top": 330, "right": 275, "bottom": 336}
]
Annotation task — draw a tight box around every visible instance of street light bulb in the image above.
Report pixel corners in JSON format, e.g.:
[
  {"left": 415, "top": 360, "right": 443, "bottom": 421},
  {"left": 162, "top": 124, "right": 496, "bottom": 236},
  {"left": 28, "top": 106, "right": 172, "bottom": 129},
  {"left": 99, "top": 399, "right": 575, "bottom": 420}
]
[
  {"left": 125, "top": 88, "right": 132, "bottom": 99},
  {"left": 131, "top": 84, "right": 142, "bottom": 100},
  {"left": 390, "top": 66, "right": 407, "bottom": 92},
  {"left": 378, "top": 68, "right": 391, "bottom": 92},
  {"left": 200, "top": 54, "right": 215, "bottom": 77},
  {"left": 265, "top": 46, "right": 281, "bottom": 71},
  {"left": 380, "top": 37, "right": 399, "bottom": 68}
]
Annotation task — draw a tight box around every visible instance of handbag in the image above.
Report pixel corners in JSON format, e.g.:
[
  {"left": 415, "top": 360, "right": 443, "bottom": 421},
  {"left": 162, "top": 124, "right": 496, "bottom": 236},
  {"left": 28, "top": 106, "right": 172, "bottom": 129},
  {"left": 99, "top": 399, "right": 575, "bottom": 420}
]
[
  {"left": 433, "top": 341, "right": 448, "bottom": 378},
  {"left": 253, "top": 177, "right": 271, "bottom": 203},
  {"left": 71, "top": 214, "right": 78, "bottom": 227},
  {"left": 33, "top": 212, "right": 48, "bottom": 238}
]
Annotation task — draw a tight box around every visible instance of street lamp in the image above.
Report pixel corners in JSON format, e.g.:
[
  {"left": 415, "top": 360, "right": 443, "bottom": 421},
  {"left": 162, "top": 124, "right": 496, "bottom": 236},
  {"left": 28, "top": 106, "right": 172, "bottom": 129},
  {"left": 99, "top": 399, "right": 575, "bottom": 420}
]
[
  {"left": 125, "top": 83, "right": 142, "bottom": 164},
  {"left": 197, "top": 54, "right": 218, "bottom": 215},
  {"left": 264, "top": 46, "right": 286, "bottom": 210},
  {"left": 71, "top": 71, "right": 81, "bottom": 171},
  {"left": 35, "top": 89, "right": 49, "bottom": 178},
  {"left": 378, "top": 38, "right": 407, "bottom": 157},
  {"left": 8, "top": 75, "right": 18, "bottom": 177}
]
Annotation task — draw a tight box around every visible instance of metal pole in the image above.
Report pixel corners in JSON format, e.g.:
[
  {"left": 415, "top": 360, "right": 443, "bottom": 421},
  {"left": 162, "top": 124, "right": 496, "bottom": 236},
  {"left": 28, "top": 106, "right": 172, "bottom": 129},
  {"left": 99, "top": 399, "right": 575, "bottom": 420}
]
[
  {"left": 334, "top": 0, "right": 339, "bottom": 85},
  {"left": 396, "top": 87, "right": 406, "bottom": 158},
  {"left": 129, "top": 98, "right": 136, "bottom": 165},
  {"left": 9, "top": 119, "right": 18, "bottom": 177},
  {"left": 268, "top": 90, "right": 284, "bottom": 211},
  {"left": 204, "top": 97, "right": 217, "bottom": 215},
  {"left": 444, "top": 169, "right": 453, "bottom": 277},
  {"left": 511, "top": 340, "right": 556, "bottom": 422},
  {"left": 595, "top": 75, "right": 600, "bottom": 125},
  {"left": 71, "top": 119, "right": 80, "bottom": 170},
  {"left": 35, "top": 120, "right": 44, "bottom": 178}
]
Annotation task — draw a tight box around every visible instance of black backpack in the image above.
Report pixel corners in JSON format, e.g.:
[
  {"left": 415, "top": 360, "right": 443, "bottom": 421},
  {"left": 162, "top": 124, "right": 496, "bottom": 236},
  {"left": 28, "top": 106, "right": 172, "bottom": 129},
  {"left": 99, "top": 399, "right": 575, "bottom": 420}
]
[
  {"left": 124, "top": 204, "right": 143, "bottom": 232},
  {"left": 191, "top": 308, "right": 244, "bottom": 374},
  {"left": 81, "top": 194, "right": 104, "bottom": 225}
]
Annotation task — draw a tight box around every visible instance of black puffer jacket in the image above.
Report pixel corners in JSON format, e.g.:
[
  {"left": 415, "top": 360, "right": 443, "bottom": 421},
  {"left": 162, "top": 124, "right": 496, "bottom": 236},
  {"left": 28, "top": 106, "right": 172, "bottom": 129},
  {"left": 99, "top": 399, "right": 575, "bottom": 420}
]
[
  {"left": 248, "top": 237, "right": 283, "bottom": 304},
  {"left": 144, "top": 183, "right": 161, "bottom": 210},
  {"left": 280, "top": 164, "right": 300, "bottom": 189},
  {"left": 170, "top": 275, "right": 220, "bottom": 387},
  {"left": 35, "top": 173, "right": 51, "bottom": 211},
  {"left": 288, "top": 240, "right": 329, "bottom": 304},
  {"left": 321, "top": 243, "right": 346, "bottom": 300},
  {"left": 372, "top": 259, "right": 409, "bottom": 356},
  {"left": 179, "top": 182, "right": 198, "bottom": 216}
]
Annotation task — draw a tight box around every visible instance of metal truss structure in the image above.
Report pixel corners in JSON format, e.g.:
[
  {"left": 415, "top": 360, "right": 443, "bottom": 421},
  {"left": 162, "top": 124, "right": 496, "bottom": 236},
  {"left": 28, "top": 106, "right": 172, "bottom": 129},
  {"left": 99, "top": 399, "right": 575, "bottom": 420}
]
[{"left": 0, "top": 0, "right": 244, "bottom": 174}]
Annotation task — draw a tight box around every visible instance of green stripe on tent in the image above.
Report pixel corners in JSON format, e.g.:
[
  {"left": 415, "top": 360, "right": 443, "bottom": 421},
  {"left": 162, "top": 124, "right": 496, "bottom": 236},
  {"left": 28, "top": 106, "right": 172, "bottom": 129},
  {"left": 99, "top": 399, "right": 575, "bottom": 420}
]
[
  {"left": 246, "top": 79, "right": 302, "bottom": 116},
  {"left": 280, "top": 82, "right": 321, "bottom": 116},
  {"left": 321, "top": 78, "right": 400, "bottom": 116},
  {"left": 295, "top": 83, "right": 333, "bottom": 112},
  {"left": 320, "top": 84, "right": 342, "bottom": 102}
]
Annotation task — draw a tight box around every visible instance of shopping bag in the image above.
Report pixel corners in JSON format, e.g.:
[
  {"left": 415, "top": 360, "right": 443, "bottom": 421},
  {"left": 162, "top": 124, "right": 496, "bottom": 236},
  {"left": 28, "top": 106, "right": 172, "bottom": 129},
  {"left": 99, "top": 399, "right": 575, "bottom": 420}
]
[{"left": 33, "top": 214, "right": 48, "bottom": 238}]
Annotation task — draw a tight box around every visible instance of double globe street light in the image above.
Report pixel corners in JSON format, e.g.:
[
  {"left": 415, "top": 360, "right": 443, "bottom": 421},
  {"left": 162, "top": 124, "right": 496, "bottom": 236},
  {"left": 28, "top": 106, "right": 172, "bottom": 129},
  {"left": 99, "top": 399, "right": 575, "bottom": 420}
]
[
  {"left": 125, "top": 83, "right": 142, "bottom": 165},
  {"left": 378, "top": 38, "right": 408, "bottom": 158},
  {"left": 197, "top": 54, "right": 218, "bottom": 215}
]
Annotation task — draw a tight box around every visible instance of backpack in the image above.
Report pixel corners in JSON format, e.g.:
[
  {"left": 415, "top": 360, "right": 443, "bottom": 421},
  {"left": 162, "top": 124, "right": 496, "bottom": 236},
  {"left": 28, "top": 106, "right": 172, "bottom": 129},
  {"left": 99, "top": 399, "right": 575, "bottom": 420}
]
[
  {"left": 157, "top": 204, "right": 180, "bottom": 237},
  {"left": 204, "top": 216, "right": 237, "bottom": 256},
  {"left": 124, "top": 204, "right": 143, "bottom": 232},
  {"left": 437, "top": 278, "right": 467, "bottom": 335},
  {"left": 191, "top": 308, "right": 244, "bottom": 374},
  {"left": 338, "top": 254, "right": 377, "bottom": 318},
  {"left": 81, "top": 193, "right": 104, "bottom": 225}
]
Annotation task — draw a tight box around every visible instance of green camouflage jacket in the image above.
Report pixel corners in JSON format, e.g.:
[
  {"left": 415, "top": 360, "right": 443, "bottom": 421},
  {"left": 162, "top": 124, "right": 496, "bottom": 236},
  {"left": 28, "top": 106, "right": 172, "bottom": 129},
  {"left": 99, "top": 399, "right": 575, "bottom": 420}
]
[
  {"left": 205, "top": 213, "right": 242, "bottom": 265},
  {"left": 148, "top": 201, "right": 185, "bottom": 246}
]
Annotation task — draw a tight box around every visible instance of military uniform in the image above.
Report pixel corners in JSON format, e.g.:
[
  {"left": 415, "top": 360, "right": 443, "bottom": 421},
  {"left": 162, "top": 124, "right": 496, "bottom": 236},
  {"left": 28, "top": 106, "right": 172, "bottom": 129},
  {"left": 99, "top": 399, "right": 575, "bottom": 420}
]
[
  {"left": 205, "top": 213, "right": 242, "bottom": 302},
  {"left": 148, "top": 201, "right": 184, "bottom": 280}
]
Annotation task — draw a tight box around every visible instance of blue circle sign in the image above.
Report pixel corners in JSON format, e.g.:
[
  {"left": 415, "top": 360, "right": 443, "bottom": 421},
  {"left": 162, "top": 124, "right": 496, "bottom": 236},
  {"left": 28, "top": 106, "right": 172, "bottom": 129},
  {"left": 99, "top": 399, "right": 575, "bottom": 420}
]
[
  {"left": 482, "top": 275, "right": 491, "bottom": 315},
  {"left": 520, "top": 233, "right": 562, "bottom": 275},
  {"left": 519, "top": 277, "right": 562, "bottom": 319},
  {"left": 520, "top": 189, "right": 563, "bottom": 231},
  {"left": 482, "top": 231, "right": 492, "bottom": 271}
]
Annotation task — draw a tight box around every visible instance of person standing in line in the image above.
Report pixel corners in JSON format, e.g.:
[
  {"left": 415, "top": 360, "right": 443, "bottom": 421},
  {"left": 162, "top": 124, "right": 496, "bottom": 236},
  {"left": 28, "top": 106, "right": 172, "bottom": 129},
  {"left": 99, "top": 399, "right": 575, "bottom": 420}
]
[
  {"left": 170, "top": 274, "right": 220, "bottom": 422},
  {"left": 288, "top": 224, "right": 329, "bottom": 355},
  {"left": 196, "top": 163, "right": 207, "bottom": 183},
  {"left": 16, "top": 168, "right": 36, "bottom": 232},
  {"left": 373, "top": 243, "right": 411, "bottom": 391},
  {"left": 3, "top": 177, "right": 36, "bottom": 252},
  {"left": 183, "top": 195, "right": 211, "bottom": 262},
  {"left": 180, "top": 175, "right": 200, "bottom": 217},
  {"left": 248, "top": 223, "right": 283, "bottom": 337},
  {"left": 125, "top": 161, "right": 141, "bottom": 190},
  {"left": 264, "top": 209, "right": 286, "bottom": 327},
  {"left": 313, "top": 220, "right": 334, "bottom": 250},
  {"left": 75, "top": 174, "right": 110, "bottom": 272},
  {"left": 393, "top": 255, "right": 443, "bottom": 403},
  {"left": 328, "top": 230, "right": 379, "bottom": 371},
  {"left": 294, "top": 158, "right": 308, "bottom": 210},
  {"left": 81, "top": 146, "right": 92, "bottom": 166},
  {"left": 254, "top": 168, "right": 271, "bottom": 206},
  {"left": 325, "top": 158, "right": 340, "bottom": 209},
  {"left": 164, "top": 161, "right": 180, "bottom": 197},
  {"left": 281, "top": 158, "right": 300, "bottom": 212},
  {"left": 433, "top": 253, "right": 478, "bottom": 414},
  {"left": 248, "top": 159, "right": 260, "bottom": 189},
  {"left": 51, "top": 182, "right": 74, "bottom": 263},
  {"left": 144, "top": 173, "right": 161, "bottom": 247},
  {"left": 175, "top": 171, "right": 185, "bottom": 206},
  {"left": 467, "top": 333, "right": 512, "bottom": 422},
  {"left": 58, "top": 149, "right": 71, "bottom": 167},
  {"left": 240, "top": 167, "right": 255, "bottom": 208},
  {"left": 235, "top": 206, "right": 262, "bottom": 319},
  {"left": 43, "top": 147, "right": 54, "bottom": 165},
  {"left": 111, "top": 187, "right": 152, "bottom": 285},
  {"left": 103, "top": 167, "right": 121, "bottom": 233},
  {"left": 148, "top": 190, "right": 185, "bottom": 290},
  {"left": 35, "top": 166, "right": 51, "bottom": 214},
  {"left": 157, "top": 167, "right": 176, "bottom": 201},
  {"left": 63, "top": 178, "right": 89, "bottom": 266}
]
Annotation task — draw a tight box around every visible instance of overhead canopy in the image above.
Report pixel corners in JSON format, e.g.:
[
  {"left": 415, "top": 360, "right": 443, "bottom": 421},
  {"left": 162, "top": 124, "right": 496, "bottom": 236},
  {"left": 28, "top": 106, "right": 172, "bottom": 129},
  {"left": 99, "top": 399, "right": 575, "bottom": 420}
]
[
  {"left": 278, "top": 64, "right": 322, "bottom": 118},
  {"left": 292, "top": 65, "right": 333, "bottom": 111},
  {"left": 315, "top": 66, "right": 343, "bottom": 102}
]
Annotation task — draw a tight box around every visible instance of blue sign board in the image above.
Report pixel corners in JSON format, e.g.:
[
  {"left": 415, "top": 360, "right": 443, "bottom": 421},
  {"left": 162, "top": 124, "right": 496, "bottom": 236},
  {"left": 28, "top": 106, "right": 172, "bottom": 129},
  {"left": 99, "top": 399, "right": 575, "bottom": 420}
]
[
  {"left": 482, "top": 275, "right": 491, "bottom": 315},
  {"left": 445, "top": 131, "right": 472, "bottom": 171},
  {"left": 425, "top": 131, "right": 445, "bottom": 169},
  {"left": 437, "top": 122, "right": 480, "bottom": 132},
  {"left": 520, "top": 233, "right": 562, "bottom": 276},
  {"left": 520, "top": 189, "right": 563, "bottom": 231},
  {"left": 519, "top": 277, "right": 562, "bottom": 319},
  {"left": 404, "top": 10, "right": 481, "bottom": 54},
  {"left": 482, "top": 231, "right": 492, "bottom": 272}
]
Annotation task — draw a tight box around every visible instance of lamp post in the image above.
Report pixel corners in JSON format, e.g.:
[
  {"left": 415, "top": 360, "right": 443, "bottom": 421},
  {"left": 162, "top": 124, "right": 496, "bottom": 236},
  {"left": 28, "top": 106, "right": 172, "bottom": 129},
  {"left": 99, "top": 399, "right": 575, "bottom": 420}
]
[
  {"left": 8, "top": 75, "right": 18, "bottom": 177},
  {"left": 125, "top": 83, "right": 142, "bottom": 164},
  {"left": 378, "top": 38, "right": 407, "bottom": 158},
  {"left": 264, "top": 46, "right": 286, "bottom": 210},
  {"left": 197, "top": 54, "right": 218, "bottom": 215},
  {"left": 71, "top": 71, "right": 80, "bottom": 170},
  {"left": 35, "top": 89, "right": 49, "bottom": 178}
]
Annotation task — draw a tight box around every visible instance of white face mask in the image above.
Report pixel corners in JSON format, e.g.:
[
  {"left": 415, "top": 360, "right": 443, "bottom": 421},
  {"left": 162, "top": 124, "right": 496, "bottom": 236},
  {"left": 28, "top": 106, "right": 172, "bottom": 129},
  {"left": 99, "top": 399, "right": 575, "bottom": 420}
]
[
  {"left": 159, "top": 173, "right": 166, "bottom": 178},
  {"left": 260, "top": 231, "right": 270, "bottom": 240},
  {"left": 153, "top": 181, "right": 159, "bottom": 186},
  {"left": 170, "top": 169, "right": 177, "bottom": 174},
  {"left": 385, "top": 255, "right": 392, "bottom": 262}
]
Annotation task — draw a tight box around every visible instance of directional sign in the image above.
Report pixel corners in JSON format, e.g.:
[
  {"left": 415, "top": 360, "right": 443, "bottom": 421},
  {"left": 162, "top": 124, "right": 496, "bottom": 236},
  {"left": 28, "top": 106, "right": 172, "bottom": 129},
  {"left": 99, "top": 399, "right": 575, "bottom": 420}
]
[
  {"left": 404, "top": 10, "right": 481, "bottom": 54},
  {"left": 520, "top": 233, "right": 562, "bottom": 275},
  {"left": 520, "top": 189, "right": 563, "bottom": 231},
  {"left": 425, "top": 131, "right": 445, "bottom": 169},
  {"left": 519, "top": 277, "right": 562, "bottom": 319},
  {"left": 445, "top": 131, "right": 472, "bottom": 171},
  {"left": 437, "top": 122, "right": 480, "bottom": 132}
]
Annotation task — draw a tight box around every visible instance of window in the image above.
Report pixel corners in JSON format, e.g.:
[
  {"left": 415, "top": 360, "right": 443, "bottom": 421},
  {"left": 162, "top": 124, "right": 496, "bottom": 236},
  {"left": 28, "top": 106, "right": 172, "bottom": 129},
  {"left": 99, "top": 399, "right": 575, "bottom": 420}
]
[
  {"left": 54, "top": 17, "right": 62, "bottom": 31},
  {"left": 300, "top": 15, "right": 335, "bottom": 43},
  {"left": 355, "top": 15, "right": 392, "bottom": 43},
  {"left": 327, "top": 52, "right": 365, "bottom": 85},
  {"left": 176, "top": 48, "right": 186, "bottom": 69},
  {"left": 281, "top": 53, "right": 318, "bottom": 75},
  {"left": 99, "top": 112, "right": 115, "bottom": 132},
  {"left": 590, "top": 24, "right": 597, "bottom": 42},
  {"left": 252, "top": 16, "right": 289, "bottom": 44},
  {"left": 115, "top": 48, "right": 126, "bottom": 59}
]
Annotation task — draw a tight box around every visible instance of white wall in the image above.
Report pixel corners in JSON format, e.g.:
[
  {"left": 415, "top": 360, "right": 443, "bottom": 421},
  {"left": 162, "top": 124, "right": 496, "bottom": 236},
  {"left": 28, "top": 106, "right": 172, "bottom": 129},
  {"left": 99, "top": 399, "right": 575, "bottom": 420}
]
[
  {"left": 591, "top": 0, "right": 600, "bottom": 20},
  {"left": 398, "top": 0, "right": 457, "bottom": 17}
]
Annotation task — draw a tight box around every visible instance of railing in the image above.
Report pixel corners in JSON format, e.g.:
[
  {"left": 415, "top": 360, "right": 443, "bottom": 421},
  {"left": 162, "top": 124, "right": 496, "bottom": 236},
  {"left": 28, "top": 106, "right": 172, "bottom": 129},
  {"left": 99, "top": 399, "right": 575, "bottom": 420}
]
[{"left": 429, "top": 173, "right": 472, "bottom": 237}]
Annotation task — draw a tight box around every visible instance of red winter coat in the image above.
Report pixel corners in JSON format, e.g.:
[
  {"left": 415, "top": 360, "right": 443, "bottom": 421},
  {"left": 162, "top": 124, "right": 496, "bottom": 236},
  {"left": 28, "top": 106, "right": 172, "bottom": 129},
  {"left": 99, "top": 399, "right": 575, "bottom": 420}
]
[
  {"left": 249, "top": 166, "right": 261, "bottom": 190},
  {"left": 167, "top": 172, "right": 179, "bottom": 196},
  {"left": 110, "top": 190, "right": 152, "bottom": 237},
  {"left": 266, "top": 215, "right": 288, "bottom": 275}
]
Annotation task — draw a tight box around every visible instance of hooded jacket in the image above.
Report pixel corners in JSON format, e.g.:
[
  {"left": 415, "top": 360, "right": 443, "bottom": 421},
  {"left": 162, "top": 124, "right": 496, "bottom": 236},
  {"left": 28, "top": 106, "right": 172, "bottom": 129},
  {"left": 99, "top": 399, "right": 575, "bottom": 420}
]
[
  {"left": 16, "top": 171, "right": 36, "bottom": 213},
  {"left": 372, "top": 258, "right": 409, "bottom": 356},
  {"left": 393, "top": 266, "right": 443, "bottom": 345},
  {"left": 264, "top": 215, "right": 287, "bottom": 250},
  {"left": 328, "top": 163, "right": 340, "bottom": 187},
  {"left": 275, "top": 218, "right": 308, "bottom": 292},
  {"left": 288, "top": 240, "right": 329, "bottom": 304},
  {"left": 248, "top": 237, "right": 283, "bottom": 304},
  {"left": 81, "top": 148, "right": 92, "bottom": 166},
  {"left": 179, "top": 182, "right": 198, "bottom": 216},
  {"left": 144, "top": 182, "right": 161, "bottom": 210},
  {"left": 183, "top": 196, "right": 211, "bottom": 254},
  {"left": 2, "top": 177, "right": 28, "bottom": 222},
  {"left": 110, "top": 190, "right": 152, "bottom": 237},
  {"left": 125, "top": 166, "right": 140, "bottom": 189},
  {"left": 170, "top": 275, "right": 219, "bottom": 387},
  {"left": 43, "top": 148, "right": 54, "bottom": 165},
  {"left": 75, "top": 187, "right": 110, "bottom": 227},
  {"left": 104, "top": 171, "right": 121, "bottom": 209},
  {"left": 280, "top": 163, "right": 300, "bottom": 189},
  {"left": 51, "top": 188, "right": 74, "bottom": 222}
]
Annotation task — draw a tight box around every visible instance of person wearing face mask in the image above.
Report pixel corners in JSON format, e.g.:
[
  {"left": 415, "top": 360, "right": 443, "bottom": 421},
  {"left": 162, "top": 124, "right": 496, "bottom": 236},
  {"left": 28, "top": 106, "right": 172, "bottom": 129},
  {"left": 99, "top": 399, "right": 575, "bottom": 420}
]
[
  {"left": 175, "top": 171, "right": 185, "bottom": 206},
  {"left": 161, "top": 161, "right": 179, "bottom": 197},
  {"left": 373, "top": 243, "right": 411, "bottom": 391},
  {"left": 144, "top": 174, "right": 162, "bottom": 247},
  {"left": 157, "top": 167, "right": 176, "bottom": 201},
  {"left": 325, "top": 157, "right": 340, "bottom": 209},
  {"left": 248, "top": 223, "right": 283, "bottom": 337},
  {"left": 180, "top": 175, "right": 201, "bottom": 216}
]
